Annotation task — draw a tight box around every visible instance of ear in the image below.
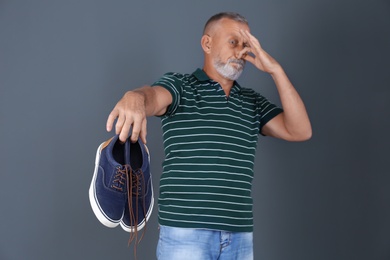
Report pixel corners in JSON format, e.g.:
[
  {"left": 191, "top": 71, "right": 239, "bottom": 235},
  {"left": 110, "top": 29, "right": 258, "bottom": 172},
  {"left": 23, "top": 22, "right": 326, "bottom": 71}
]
[{"left": 201, "top": 35, "right": 212, "bottom": 54}]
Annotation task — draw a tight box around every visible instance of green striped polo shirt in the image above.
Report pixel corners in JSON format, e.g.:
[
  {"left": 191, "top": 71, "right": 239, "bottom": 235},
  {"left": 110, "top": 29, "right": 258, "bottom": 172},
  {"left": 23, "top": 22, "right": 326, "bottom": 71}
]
[{"left": 152, "top": 68, "right": 283, "bottom": 232}]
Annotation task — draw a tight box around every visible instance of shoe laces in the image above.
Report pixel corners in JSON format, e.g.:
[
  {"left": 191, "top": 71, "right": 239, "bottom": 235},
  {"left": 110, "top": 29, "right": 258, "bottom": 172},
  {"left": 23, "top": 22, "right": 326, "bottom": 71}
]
[
  {"left": 111, "top": 165, "right": 129, "bottom": 192},
  {"left": 131, "top": 170, "right": 144, "bottom": 196},
  {"left": 126, "top": 168, "right": 147, "bottom": 259}
]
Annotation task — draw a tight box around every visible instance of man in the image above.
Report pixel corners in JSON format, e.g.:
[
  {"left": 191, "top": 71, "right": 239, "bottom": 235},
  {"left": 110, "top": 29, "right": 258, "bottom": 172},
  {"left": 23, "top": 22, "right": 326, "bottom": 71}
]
[{"left": 106, "top": 12, "right": 311, "bottom": 260}]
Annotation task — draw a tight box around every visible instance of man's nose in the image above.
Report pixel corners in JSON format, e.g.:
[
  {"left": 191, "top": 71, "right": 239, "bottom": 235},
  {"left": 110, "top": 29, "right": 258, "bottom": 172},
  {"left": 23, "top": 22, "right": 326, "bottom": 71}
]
[{"left": 236, "top": 48, "right": 247, "bottom": 59}]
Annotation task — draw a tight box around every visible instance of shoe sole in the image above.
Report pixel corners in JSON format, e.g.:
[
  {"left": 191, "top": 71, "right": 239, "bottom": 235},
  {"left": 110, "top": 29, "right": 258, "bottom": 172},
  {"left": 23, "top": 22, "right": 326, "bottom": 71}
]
[{"left": 89, "top": 141, "right": 122, "bottom": 228}]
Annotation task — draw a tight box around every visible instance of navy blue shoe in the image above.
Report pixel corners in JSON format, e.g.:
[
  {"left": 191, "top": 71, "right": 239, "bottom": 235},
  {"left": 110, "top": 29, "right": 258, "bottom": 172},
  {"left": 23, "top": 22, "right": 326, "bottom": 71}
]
[
  {"left": 120, "top": 139, "right": 154, "bottom": 232},
  {"left": 89, "top": 135, "right": 130, "bottom": 228}
]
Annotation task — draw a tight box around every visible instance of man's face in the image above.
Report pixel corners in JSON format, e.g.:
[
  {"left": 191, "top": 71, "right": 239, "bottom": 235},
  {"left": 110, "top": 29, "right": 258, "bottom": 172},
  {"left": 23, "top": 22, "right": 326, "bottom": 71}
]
[{"left": 209, "top": 19, "right": 250, "bottom": 81}]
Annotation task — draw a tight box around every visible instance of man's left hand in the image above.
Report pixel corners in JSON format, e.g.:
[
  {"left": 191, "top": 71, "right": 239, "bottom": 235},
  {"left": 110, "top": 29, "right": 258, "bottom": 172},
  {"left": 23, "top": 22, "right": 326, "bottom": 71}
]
[{"left": 238, "top": 29, "right": 281, "bottom": 74}]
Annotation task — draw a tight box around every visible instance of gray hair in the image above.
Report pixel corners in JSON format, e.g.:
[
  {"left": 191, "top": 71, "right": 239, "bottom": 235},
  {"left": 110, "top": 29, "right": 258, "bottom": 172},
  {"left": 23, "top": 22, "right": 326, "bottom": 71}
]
[{"left": 203, "top": 12, "right": 248, "bottom": 34}]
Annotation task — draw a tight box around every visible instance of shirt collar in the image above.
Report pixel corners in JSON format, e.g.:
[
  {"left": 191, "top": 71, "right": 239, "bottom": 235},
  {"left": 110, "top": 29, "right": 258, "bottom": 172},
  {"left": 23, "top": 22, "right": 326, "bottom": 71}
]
[
  {"left": 192, "top": 68, "right": 242, "bottom": 94},
  {"left": 192, "top": 68, "right": 210, "bottom": 81}
]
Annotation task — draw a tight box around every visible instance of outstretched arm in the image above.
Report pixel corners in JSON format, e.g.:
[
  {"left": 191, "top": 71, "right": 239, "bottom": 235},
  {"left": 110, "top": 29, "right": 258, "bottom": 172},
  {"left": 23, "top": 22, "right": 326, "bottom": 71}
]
[
  {"left": 106, "top": 86, "right": 172, "bottom": 143},
  {"left": 239, "top": 29, "right": 312, "bottom": 141}
]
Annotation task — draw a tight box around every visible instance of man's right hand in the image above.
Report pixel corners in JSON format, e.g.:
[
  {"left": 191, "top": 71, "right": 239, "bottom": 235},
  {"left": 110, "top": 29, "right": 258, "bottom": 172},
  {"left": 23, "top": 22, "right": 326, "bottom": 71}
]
[
  {"left": 106, "top": 85, "right": 172, "bottom": 144},
  {"left": 106, "top": 91, "right": 148, "bottom": 144}
]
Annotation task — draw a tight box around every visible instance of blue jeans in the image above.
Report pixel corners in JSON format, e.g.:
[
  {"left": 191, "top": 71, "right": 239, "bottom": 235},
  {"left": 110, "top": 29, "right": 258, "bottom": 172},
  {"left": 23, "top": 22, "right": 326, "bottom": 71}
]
[{"left": 156, "top": 225, "right": 254, "bottom": 260}]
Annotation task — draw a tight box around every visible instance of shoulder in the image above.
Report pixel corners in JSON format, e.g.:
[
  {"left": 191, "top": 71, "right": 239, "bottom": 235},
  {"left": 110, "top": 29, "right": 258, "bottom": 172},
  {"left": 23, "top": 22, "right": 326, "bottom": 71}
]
[
  {"left": 153, "top": 72, "right": 193, "bottom": 90},
  {"left": 240, "top": 87, "right": 264, "bottom": 100},
  {"left": 161, "top": 72, "right": 193, "bottom": 82}
]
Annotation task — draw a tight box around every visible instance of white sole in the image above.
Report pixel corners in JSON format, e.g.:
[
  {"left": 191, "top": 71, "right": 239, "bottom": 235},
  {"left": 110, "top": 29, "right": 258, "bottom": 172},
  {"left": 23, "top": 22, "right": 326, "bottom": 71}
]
[{"left": 88, "top": 142, "right": 121, "bottom": 228}]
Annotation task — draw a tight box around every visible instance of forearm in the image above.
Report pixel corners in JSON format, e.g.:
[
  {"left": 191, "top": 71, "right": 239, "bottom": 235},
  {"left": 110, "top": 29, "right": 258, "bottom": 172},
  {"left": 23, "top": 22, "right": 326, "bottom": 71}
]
[
  {"left": 126, "top": 85, "right": 170, "bottom": 117},
  {"left": 131, "top": 86, "right": 160, "bottom": 117},
  {"left": 271, "top": 66, "right": 312, "bottom": 140}
]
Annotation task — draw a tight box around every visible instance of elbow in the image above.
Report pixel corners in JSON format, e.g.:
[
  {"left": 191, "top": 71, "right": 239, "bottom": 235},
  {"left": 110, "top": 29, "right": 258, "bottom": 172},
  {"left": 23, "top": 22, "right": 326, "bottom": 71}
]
[
  {"left": 301, "top": 130, "right": 312, "bottom": 141},
  {"left": 304, "top": 124, "right": 313, "bottom": 140},
  {"left": 294, "top": 127, "right": 312, "bottom": 142},
  {"left": 284, "top": 124, "right": 312, "bottom": 142}
]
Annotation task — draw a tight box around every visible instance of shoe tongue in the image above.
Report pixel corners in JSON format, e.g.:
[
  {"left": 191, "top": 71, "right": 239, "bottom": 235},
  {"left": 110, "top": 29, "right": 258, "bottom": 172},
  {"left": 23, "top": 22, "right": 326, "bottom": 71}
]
[
  {"left": 111, "top": 137, "right": 127, "bottom": 166},
  {"left": 125, "top": 138, "right": 131, "bottom": 166},
  {"left": 131, "top": 168, "right": 144, "bottom": 194},
  {"left": 132, "top": 168, "right": 142, "bottom": 175},
  {"left": 129, "top": 139, "right": 144, "bottom": 170}
]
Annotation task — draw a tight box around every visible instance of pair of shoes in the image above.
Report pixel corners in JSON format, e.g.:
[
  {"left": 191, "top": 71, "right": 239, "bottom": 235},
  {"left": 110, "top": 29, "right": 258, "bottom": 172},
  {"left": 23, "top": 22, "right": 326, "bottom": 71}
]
[{"left": 89, "top": 135, "right": 154, "bottom": 232}]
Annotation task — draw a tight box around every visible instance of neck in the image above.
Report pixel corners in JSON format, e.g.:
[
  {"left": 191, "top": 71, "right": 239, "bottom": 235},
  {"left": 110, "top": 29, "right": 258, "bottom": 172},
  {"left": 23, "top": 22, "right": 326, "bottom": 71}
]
[{"left": 203, "top": 63, "right": 234, "bottom": 96}]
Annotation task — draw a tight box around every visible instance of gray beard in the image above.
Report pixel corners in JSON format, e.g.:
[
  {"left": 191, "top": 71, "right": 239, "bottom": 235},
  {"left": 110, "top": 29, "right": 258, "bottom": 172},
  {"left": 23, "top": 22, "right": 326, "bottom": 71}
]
[{"left": 213, "top": 58, "right": 245, "bottom": 81}]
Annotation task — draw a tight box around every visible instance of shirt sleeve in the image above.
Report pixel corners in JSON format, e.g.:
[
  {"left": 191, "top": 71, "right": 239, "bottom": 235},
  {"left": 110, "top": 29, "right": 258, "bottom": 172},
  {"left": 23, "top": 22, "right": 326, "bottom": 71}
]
[
  {"left": 151, "top": 72, "right": 184, "bottom": 117},
  {"left": 256, "top": 93, "right": 283, "bottom": 135}
]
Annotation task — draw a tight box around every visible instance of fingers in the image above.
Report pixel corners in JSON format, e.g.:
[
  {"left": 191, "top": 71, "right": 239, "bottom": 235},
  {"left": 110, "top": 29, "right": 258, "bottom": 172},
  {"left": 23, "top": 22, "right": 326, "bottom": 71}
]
[
  {"left": 237, "top": 47, "right": 251, "bottom": 60},
  {"left": 106, "top": 91, "right": 149, "bottom": 143},
  {"left": 239, "top": 29, "right": 278, "bottom": 72},
  {"left": 240, "top": 30, "right": 264, "bottom": 56},
  {"left": 237, "top": 29, "right": 262, "bottom": 63},
  {"left": 118, "top": 116, "right": 131, "bottom": 143},
  {"left": 240, "top": 29, "right": 262, "bottom": 50},
  {"left": 116, "top": 113, "right": 147, "bottom": 143},
  {"left": 115, "top": 113, "right": 126, "bottom": 135},
  {"left": 106, "top": 109, "right": 119, "bottom": 132},
  {"left": 106, "top": 106, "right": 148, "bottom": 143},
  {"left": 243, "top": 54, "right": 256, "bottom": 65},
  {"left": 129, "top": 115, "right": 142, "bottom": 143},
  {"left": 140, "top": 118, "right": 147, "bottom": 144}
]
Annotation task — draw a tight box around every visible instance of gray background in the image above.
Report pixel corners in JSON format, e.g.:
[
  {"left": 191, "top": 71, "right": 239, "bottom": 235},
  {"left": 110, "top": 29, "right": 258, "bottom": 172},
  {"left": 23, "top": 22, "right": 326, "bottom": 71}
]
[{"left": 1, "top": 0, "right": 389, "bottom": 259}]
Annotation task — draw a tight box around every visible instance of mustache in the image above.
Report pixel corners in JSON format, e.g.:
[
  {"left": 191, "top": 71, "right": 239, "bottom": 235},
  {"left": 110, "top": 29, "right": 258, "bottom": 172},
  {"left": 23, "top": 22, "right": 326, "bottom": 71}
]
[{"left": 227, "top": 58, "right": 245, "bottom": 66}]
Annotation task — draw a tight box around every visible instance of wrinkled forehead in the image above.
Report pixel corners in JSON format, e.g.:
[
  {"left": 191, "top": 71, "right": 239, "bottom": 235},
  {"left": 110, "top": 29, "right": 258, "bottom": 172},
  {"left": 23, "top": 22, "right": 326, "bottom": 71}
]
[{"left": 206, "top": 18, "right": 250, "bottom": 37}]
